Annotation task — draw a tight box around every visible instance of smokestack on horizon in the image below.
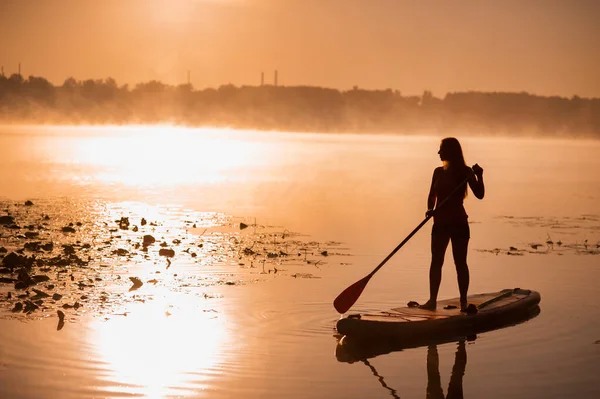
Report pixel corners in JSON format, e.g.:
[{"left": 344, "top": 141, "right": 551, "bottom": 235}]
[
  {"left": 261, "top": 72, "right": 264, "bottom": 86},
  {"left": 274, "top": 70, "right": 278, "bottom": 86}
]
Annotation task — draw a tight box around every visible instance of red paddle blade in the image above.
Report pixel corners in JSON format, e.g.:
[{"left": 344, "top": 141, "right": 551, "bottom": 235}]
[{"left": 333, "top": 275, "right": 372, "bottom": 314}]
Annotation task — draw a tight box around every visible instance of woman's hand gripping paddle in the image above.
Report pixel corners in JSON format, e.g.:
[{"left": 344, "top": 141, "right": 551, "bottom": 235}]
[{"left": 333, "top": 167, "right": 477, "bottom": 314}]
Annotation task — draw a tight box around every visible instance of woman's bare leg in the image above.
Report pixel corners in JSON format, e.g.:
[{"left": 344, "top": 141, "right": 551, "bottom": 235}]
[
  {"left": 421, "top": 234, "right": 450, "bottom": 310},
  {"left": 451, "top": 237, "right": 470, "bottom": 310}
]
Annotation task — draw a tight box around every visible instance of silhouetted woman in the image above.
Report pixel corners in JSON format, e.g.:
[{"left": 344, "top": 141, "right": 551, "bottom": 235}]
[{"left": 420, "top": 137, "right": 484, "bottom": 312}]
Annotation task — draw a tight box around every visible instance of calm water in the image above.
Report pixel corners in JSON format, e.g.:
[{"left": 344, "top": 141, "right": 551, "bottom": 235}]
[{"left": 0, "top": 125, "right": 599, "bottom": 399}]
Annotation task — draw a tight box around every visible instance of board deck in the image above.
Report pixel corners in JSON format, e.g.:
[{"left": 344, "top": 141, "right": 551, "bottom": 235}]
[{"left": 336, "top": 288, "right": 541, "bottom": 340}]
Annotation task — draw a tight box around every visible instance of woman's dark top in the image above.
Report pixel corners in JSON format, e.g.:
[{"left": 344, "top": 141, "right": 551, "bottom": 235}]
[{"left": 431, "top": 165, "right": 471, "bottom": 227}]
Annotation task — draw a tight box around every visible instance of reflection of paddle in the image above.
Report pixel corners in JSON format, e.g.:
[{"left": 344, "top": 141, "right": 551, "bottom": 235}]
[
  {"left": 362, "top": 359, "right": 401, "bottom": 399},
  {"left": 333, "top": 170, "right": 475, "bottom": 314}
]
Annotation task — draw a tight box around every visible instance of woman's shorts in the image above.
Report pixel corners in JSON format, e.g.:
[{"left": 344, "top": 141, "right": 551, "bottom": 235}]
[{"left": 432, "top": 223, "right": 470, "bottom": 239}]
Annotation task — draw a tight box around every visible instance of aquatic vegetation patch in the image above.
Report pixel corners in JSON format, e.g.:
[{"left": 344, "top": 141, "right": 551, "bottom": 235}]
[
  {"left": 0, "top": 199, "right": 351, "bottom": 327},
  {"left": 477, "top": 215, "right": 600, "bottom": 256}
]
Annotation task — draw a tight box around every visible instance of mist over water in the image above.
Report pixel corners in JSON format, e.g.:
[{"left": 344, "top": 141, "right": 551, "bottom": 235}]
[
  {"left": 1, "top": 126, "right": 599, "bottom": 399},
  {"left": 2, "top": 74, "right": 600, "bottom": 138}
]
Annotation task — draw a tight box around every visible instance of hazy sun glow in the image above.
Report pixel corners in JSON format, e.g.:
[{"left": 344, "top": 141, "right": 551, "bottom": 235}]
[
  {"left": 148, "top": 0, "right": 194, "bottom": 27},
  {"left": 70, "top": 126, "right": 259, "bottom": 187}
]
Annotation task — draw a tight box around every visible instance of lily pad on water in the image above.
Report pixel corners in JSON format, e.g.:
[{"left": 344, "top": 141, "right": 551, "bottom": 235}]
[
  {"left": 159, "top": 248, "right": 175, "bottom": 257},
  {"left": 129, "top": 277, "right": 143, "bottom": 290},
  {"left": 57, "top": 310, "right": 65, "bottom": 331}
]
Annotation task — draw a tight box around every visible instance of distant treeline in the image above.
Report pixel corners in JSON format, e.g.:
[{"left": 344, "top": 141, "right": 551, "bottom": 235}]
[{"left": 1, "top": 73, "right": 599, "bottom": 137}]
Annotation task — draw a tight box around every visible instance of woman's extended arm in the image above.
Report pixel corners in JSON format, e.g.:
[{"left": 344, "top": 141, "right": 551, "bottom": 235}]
[{"left": 468, "top": 164, "right": 485, "bottom": 199}]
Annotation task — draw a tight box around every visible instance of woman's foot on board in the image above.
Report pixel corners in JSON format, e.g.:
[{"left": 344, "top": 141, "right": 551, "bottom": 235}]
[
  {"left": 419, "top": 300, "right": 437, "bottom": 311},
  {"left": 460, "top": 303, "right": 478, "bottom": 315}
]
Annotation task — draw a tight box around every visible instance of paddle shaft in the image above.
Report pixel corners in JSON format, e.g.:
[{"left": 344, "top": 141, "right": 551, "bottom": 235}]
[{"left": 366, "top": 170, "right": 474, "bottom": 279}]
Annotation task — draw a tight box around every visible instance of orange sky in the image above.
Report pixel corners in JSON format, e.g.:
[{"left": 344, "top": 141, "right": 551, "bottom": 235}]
[{"left": 1, "top": 0, "right": 599, "bottom": 97}]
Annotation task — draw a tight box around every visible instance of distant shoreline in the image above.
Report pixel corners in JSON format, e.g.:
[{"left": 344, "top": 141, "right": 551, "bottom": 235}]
[{"left": 1, "top": 74, "right": 599, "bottom": 138}]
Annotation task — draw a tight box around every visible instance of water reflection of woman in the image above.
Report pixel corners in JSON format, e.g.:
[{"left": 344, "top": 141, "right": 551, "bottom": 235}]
[
  {"left": 426, "top": 340, "right": 467, "bottom": 399},
  {"left": 350, "top": 338, "right": 469, "bottom": 399}
]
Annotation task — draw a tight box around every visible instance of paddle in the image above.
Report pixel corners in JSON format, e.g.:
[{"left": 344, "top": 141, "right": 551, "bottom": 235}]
[{"left": 333, "top": 167, "right": 477, "bottom": 314}]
